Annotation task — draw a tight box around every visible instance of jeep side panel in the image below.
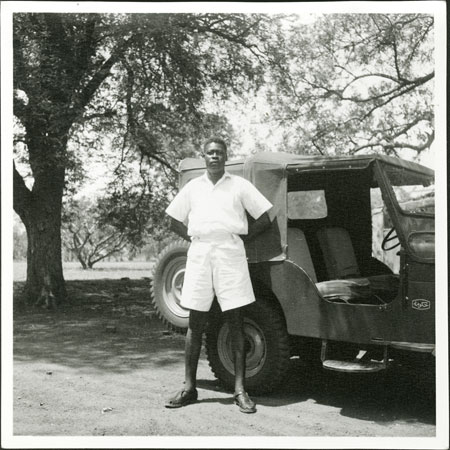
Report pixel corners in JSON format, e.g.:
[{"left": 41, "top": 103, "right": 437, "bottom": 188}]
[
  {"left": 251, "top": 261, "right": 394, "bottom": 345},
  {"left": 389, "top": 251, "right": 435, "bottom": 344}
]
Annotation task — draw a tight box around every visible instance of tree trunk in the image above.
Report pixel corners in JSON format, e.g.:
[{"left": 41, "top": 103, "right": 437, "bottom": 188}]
[
  {"left": 23, "top": 201, "right": 67, "bottom": 307},
  {"left": 74, "top": 251, "right": 88, "bottom": 270},
  {"left": 14, "top": 144, "right": 67, "bottom": 307}
]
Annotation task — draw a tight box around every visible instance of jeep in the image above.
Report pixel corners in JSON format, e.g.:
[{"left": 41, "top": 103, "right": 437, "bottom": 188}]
[{"left": 150, "top": 152, "right": 435, "bottom": 394}]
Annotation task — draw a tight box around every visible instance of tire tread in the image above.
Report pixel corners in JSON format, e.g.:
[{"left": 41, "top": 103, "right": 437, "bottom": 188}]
[
  {"left": 205, "top": 296, "right": 290, "bottom": 395},
  {"left": 150, "top": 239, "right": 190, "bottom": 334}
]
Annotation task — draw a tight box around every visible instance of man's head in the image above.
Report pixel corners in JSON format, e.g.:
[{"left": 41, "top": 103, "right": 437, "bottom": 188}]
[{"left": 203, "top": 137, "right": 227, "bottom": 178}]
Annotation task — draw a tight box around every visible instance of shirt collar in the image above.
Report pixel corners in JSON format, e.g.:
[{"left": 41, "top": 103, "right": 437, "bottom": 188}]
[{"left": 201, "top": 171, "right": 231, "bottom": 185}]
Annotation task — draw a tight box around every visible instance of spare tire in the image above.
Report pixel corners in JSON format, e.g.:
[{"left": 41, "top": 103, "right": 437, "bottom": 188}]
[{"left": 150, "top": 239, "right": 190, "bottom": 333}]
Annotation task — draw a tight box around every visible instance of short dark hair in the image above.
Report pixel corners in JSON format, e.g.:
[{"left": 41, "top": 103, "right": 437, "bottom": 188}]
[{"left": 203, "top": 137, "right": 227, "bottom": 153}]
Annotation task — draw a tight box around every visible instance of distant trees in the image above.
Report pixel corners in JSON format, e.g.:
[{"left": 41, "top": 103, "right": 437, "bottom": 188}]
[
  {"left": 266, "top": 13, "right": 434, "bottom": 157},
  {"left": 13, "top": 220, "right": 27, "bottom": 261},
  {"left": 62, "top": 164, "right": 171, "bottom": 269},
  {"left": 62, "top": 198, "right": 128, "bottom": 269}
]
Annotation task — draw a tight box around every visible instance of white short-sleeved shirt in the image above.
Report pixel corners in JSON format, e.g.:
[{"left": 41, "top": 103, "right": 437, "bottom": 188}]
[{"left": 165, "top": 172, "right": 272, "bottom": 237}]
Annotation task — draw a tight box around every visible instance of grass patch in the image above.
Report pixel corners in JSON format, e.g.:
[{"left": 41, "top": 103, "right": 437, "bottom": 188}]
[{"left": 13, "top": 261, "right": 155, "bottom": 282}]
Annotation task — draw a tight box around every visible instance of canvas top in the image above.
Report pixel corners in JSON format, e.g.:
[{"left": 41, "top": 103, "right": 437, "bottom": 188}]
[{"left": 178, "top": 151, "right": 434, "bottom": 176}]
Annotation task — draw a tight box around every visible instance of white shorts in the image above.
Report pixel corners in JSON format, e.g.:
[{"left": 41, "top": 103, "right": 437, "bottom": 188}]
[{"left": 181, "top": 232, "right": 256, "bottom": 312}]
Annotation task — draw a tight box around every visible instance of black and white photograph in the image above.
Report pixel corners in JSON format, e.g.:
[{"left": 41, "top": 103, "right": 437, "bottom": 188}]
[{"left": 1, "top": 1, "right": 448, "bottom": 448}]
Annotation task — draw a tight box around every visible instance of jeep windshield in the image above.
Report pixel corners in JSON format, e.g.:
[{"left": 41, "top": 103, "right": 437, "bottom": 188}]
[
  {"left": 383, "top": 165, "right": 435, "bottom": 217},
  {"left": 381, "top": 163, "right": 435, "bottom": 261}
]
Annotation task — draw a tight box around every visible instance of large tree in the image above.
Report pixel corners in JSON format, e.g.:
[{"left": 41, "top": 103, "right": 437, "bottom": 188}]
[
  {"left": 264, "top": 13, "right": 434, "bottom": 157},
  {"left": 13, "top": 13, "right": 272, "bottom": 306}
]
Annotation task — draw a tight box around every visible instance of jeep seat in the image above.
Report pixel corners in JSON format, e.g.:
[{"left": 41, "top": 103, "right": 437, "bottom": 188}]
[
  {"left": 317, "top": 227, "right": 360, "bottom": 279},
  {"left": 316, "top": 277, "right": 386, "bottom": 304},
  {"left": 287, "top": 226, "right": 398, "bottom": 304},
  {"left": 316, "top": 227, "right": 399, "bottom": 303},
  {"left": 287, "top": 228, "right": 317, "bottom": 282}
]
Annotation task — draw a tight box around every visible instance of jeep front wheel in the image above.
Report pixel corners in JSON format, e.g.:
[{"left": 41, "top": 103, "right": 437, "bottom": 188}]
[
  {"left": 150, "top": 239, "right": 190, "bottom": 333},
  {"left": 205, "top": 297, "right": 290, "bottom": 395}
]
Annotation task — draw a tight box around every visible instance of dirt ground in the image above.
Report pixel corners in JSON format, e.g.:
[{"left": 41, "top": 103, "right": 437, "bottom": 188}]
[{"left": 11, "top": 276, "right": 436, "bottom": 440}]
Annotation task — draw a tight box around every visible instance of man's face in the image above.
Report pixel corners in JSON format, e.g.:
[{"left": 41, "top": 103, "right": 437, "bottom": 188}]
[{"left": 203, "top": 142, "right": 227, "bottom": 175}]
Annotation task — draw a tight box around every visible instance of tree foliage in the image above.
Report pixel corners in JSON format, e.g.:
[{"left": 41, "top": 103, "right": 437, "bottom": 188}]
[
  {"left": 265, "top": 13, "right": 434, "bottom": 157},
  {"left": 13, "top": 12, "right": 274, "bottom": 304}
]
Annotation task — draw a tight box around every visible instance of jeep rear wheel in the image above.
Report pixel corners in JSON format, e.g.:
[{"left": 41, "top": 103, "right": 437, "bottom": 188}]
[
  {"left": 150, "top": 239, "right": 190, "bottom": 333},
  {"left": 205, "top": 297, "right": 290, "bottom": 395}
]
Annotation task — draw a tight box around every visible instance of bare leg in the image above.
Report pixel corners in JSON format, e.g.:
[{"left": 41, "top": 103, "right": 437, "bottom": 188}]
[
  {"left": 224, "top": 307, "right": 246, "bottom": 394},
  {"left": 225, "top": 307, "right": 256, "bottom": 412},
  {"left": 184, "top": 309, "right": 209, "bottom": 392}
]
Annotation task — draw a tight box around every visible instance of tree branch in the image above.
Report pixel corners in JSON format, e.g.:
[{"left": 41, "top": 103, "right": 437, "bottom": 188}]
[
  {"left": 392, "top": 130, "right": 435, "bottom": 153},
  {"left": 194, "top": 23, "right": 264, "bottom": 58},
  {"left": 143, "top": 147, "right": 178, "bottom": 175},
  {"left": 89, "top": 241, "right": 127, "bottom": 266},
  {"left": 391, "top": 117, "right": 427, "bottom": 139},
  {"left": 79, "top": 110, "right": 117, "bottom": 123},
  {"left": 353, "top": 143, "right": 382, "bottom": 153},
  {"left": 311, "top": 140, "right": 324, "bottom": 155},
  {"left": 89, "top": 233, "right": 127, "bottom": 265},
  {"left": 390, "top": 29, "right": 404, "bottom": 82},
  {"left": 90, "top": 231, "right": 123, "bottom": 256},
  {"left": 71, "top": 36, "right": 134, "bottom": 119},
  {"left": 405, "top": 18, "right": 433, "bottom": 67},
  {"left": 361, "top": 82, "right": 425, "bottom": 120},
  {"left": 352, "top": 128, "right": 434, "bottom": 155},
  {"left": 326, "top": 70, "right": 433, "bottom": 104}
]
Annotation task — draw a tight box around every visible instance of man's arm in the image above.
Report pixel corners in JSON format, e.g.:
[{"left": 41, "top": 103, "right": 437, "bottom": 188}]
[
  {"left": 169, "top": 218, "right": 190, "bottom": 242},
  {"left": 240, "top": 211, "right": 271, "bottom": 243}
]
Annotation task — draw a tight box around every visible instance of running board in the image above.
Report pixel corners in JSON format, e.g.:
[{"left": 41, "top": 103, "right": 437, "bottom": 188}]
[
  {"left": 322, "top": 359, "right": 386, "bottom": 373},
  {"left": 321, "top": 340, "right": 388, "bottom": 373}
]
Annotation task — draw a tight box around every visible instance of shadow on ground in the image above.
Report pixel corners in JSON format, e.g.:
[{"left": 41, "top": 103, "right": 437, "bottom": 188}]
[
  {"left": 197, "top": 357, "right": 436, "bottom": 426},
  {"left": 13, "top": 279, "right": 186, "bottom": 373}
]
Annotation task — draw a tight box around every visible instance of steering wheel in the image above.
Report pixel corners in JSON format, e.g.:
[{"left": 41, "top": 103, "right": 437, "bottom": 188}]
[{"left": 382, "top": 227, "right": 401, "bottom": 251}]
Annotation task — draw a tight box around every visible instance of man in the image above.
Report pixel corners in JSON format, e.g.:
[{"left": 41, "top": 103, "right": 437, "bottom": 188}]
[{"left": 164, "top": 137, "right": 272, "bottom": 414}]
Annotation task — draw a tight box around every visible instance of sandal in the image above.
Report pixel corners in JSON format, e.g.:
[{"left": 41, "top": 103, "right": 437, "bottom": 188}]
[
  {"left": 234, "top": 391, "right": 256, "bottom": 414},
  {"left": 165, "top": 388, "right": 198, "bottom": 408}
]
